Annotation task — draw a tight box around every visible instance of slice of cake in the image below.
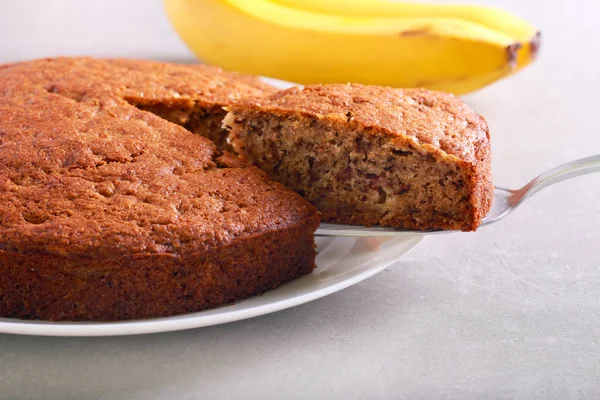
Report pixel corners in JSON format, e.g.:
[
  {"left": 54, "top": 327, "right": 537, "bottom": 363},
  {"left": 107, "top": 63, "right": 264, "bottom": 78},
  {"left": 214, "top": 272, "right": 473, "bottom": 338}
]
[
  {"left": 225, "top": 83, "right": 493, "bottom": 231},
  {"left": 0, "top": 57, "right": 319, "bottom": 321}
]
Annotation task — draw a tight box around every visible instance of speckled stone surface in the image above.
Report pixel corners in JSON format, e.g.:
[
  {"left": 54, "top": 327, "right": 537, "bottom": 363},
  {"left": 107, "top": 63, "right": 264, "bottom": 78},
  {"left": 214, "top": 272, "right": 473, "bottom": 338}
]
[{"left": 0, "top": 0, "right": 599, "bottom": 399}]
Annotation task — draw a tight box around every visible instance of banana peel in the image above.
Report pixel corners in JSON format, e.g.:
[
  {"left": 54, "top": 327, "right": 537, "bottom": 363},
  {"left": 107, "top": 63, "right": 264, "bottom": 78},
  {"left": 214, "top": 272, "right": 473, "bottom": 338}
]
[{"left": 164, "top": 0, "right": 540, "bottom": 95}]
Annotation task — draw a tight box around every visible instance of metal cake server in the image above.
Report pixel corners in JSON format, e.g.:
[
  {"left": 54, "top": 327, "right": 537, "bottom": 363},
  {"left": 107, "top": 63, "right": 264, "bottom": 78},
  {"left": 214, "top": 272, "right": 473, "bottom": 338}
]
[{"left": 315, "top": 154, "right": 600, "bottom": 237}]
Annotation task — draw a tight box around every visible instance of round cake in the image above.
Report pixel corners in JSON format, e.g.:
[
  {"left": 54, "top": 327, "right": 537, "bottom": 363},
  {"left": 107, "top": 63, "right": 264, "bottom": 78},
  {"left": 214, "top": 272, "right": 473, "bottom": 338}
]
[{"left": 0, "top": 57, "right": 319, "bottom": 321}]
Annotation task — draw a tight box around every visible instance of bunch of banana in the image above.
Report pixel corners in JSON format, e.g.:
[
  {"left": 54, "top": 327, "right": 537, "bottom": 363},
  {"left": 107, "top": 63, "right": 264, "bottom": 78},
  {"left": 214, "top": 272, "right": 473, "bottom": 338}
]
[{"left": 164, "top": 0, "right": 540, "bottom": 95}]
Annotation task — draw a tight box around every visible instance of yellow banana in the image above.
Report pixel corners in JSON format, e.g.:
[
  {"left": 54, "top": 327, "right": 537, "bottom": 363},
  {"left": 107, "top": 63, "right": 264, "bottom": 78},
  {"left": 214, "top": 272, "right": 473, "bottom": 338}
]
[
  {"left": 164, "top": 0, "right": 540, "bottom": 95},
  {"left": 271, "top": 0, "right": 540, "bottom": 70}
]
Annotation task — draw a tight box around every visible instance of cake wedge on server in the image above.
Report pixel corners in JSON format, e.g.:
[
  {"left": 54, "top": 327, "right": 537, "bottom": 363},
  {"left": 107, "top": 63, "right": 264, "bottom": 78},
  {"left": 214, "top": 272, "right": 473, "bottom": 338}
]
[{"left": 225, "top": 83, "right": 493, "bottom": 231}]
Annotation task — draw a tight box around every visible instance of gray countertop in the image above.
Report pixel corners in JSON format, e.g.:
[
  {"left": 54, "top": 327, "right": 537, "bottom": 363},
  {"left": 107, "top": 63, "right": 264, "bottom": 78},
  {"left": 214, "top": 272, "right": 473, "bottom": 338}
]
[{"left": 1, "top": 0, "right": 599, "bottom": 399}]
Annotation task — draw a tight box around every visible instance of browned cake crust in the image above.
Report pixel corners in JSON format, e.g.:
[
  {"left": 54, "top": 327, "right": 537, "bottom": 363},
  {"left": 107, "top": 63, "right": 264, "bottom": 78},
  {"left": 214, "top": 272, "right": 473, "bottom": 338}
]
[
  {"left": 226, "top": 84, "right": 493, "bottom": 231},
  {"left": 0, "top": 57, "right": 319, "bottom": 321}
]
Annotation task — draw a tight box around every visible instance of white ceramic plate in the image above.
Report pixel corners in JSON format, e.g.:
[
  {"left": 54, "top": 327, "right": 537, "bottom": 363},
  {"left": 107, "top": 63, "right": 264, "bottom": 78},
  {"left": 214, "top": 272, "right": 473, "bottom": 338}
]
[
  {"left": 0, "top": 236, "right": 421, "bottom": 337},
  {"left": 0, "top": 77, "right": 422, "bottom": 337}
]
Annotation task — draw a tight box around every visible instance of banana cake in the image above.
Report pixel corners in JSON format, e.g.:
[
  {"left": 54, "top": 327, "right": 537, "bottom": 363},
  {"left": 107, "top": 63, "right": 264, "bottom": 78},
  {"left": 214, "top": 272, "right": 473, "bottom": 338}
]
[
  {"left": 225, "top": 83, "right": 493, "bottom": 231},
  {"left": 0, "top": 57, "right": 319, "bottom": 321}
]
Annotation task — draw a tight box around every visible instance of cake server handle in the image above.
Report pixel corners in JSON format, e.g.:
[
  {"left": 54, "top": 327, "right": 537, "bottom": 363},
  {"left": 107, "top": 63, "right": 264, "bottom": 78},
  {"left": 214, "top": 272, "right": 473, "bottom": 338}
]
[{"left": 481, "top": 153, "right": 600, "bottom": 226}]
